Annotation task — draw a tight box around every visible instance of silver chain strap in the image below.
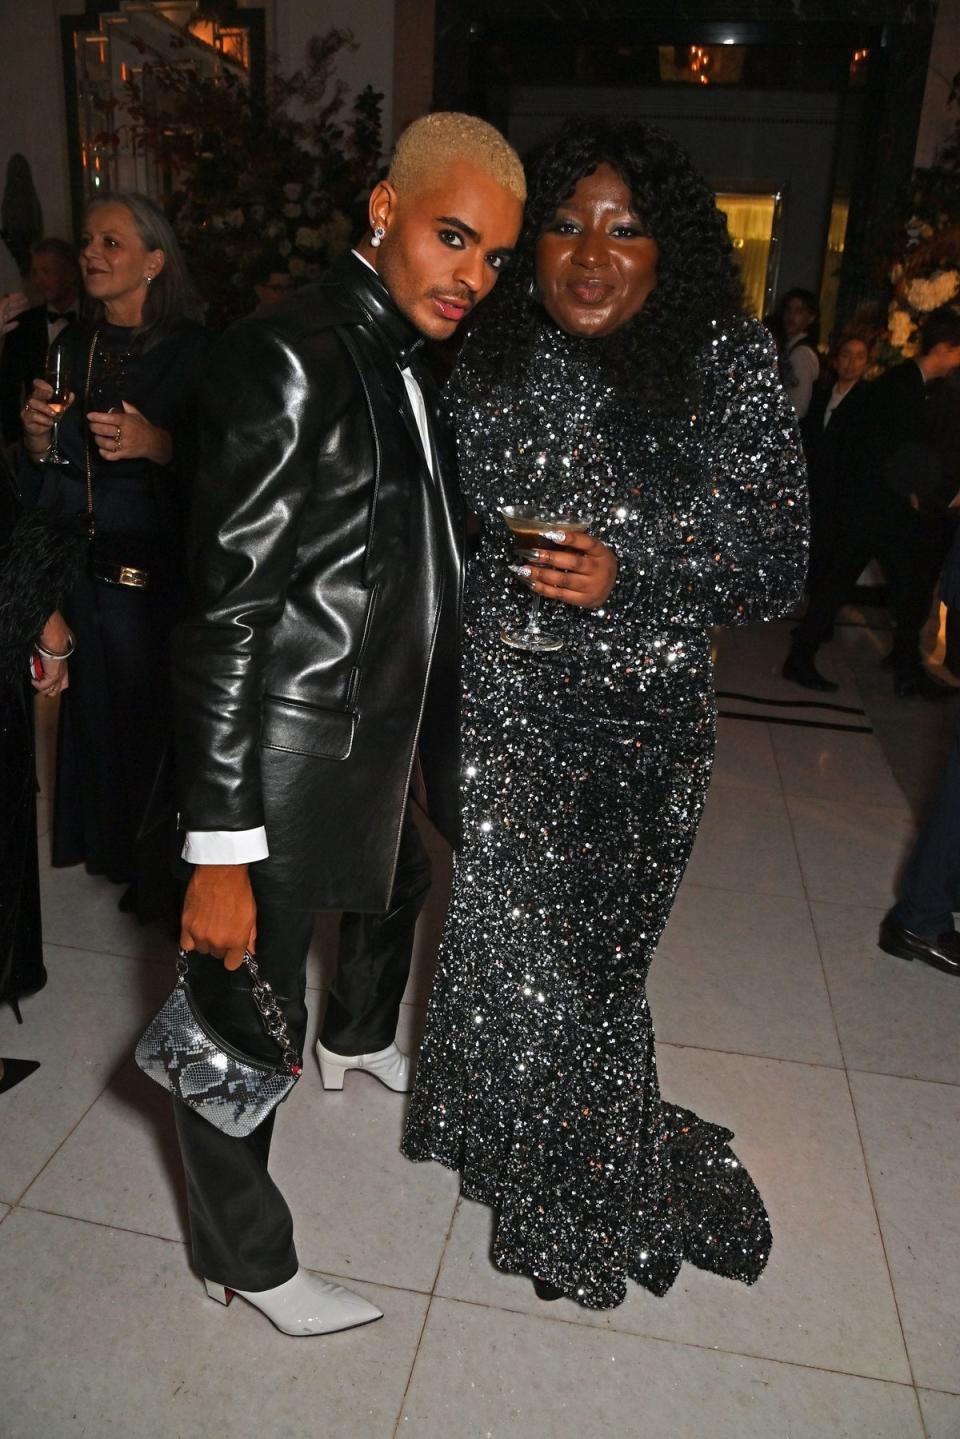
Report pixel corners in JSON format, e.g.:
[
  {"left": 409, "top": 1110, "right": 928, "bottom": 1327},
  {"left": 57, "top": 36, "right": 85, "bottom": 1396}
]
[{"left": 177, "top": 949, "right": 301, "bottom": 1074}]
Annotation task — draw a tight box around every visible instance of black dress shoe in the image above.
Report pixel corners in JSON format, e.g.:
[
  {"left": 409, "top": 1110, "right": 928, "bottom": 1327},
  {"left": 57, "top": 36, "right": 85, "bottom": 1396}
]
[
  {"left": 532, "top": 1276, "right": 565, "bottom": 1301},
  {"left": 782, "top": 653, "right": 839, "bottom": 692},
  {"left": 878, "top": 912, "right": 960, "bottom": 976},
  {"left": 0, "top": 1059, "right": 41, "bottom": 1095},
  {"left": 893, "top": 670, "right": 955, "bottom": 700}
]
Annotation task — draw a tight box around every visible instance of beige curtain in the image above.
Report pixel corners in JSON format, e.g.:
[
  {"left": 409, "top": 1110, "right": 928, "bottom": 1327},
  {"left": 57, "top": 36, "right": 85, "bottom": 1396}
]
[{"left": 715, "top": 194, "right": 776, "bottom": 320}]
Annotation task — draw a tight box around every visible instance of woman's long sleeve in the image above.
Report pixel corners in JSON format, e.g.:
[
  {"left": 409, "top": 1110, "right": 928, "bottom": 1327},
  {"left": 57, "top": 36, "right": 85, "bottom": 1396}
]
[{"left": 609, "top": 317, "right": 809, "bottom": 631}]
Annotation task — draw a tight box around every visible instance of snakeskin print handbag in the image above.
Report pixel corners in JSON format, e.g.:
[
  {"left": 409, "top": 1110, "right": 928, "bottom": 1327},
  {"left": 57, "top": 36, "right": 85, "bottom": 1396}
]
[{"left": 135, "top": 950, "right": 302, "bottom": 1137}]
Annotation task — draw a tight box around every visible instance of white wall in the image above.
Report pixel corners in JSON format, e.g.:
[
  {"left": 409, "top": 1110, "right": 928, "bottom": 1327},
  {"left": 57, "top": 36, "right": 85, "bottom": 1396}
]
[{"left": 0, "top": 0, "right": 75, "bottom": 292}]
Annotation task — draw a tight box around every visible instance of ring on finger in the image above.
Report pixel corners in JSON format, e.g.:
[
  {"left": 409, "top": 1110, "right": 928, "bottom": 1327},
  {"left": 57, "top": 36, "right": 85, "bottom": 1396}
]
[{"left": 114, "top": 424, "right": 122, "bottom": 444}]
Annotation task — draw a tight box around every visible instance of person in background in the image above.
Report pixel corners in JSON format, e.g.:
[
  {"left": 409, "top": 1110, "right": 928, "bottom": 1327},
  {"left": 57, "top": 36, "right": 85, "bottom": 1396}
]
[
  {"left": 0, "top": 290, "right": 83, "bottom": 1092},
  {"left": 0, "top": 238, "right": 81, "bottom": 450},
  {"left": 19, "top": 193, "right": 209, "bottom": 920},
  {"left": 879, "top": 522, "right": 960, "bottom": 978},
  {"left": 769, "top": 286, "right": 820, "bottom": 419},
  {"left": 801, "top": 330, "right": 872, "bottom": 591},
  {"left": 784, "top": 304, "right": 960, "bottom": 696},
  {"left": 251, "top": 254, "right": 293, "bottom": 313}
]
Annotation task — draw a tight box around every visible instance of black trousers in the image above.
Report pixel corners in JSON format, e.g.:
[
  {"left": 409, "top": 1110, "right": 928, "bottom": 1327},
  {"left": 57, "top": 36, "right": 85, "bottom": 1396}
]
[
  {"left": 174, "top": 811, "right": 431, "bottom": 1290},
  {"left": 894, "top": 717, "right": 960, "bottom": 936},
  {"left": 791, "top": 490, "right": 932, "bottom": 678}
]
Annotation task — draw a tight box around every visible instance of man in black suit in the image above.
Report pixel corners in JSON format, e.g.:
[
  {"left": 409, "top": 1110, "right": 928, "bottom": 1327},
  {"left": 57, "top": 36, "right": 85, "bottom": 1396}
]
[
  {"left": 879, "top": 522, "right": 960, "bottom": 977},
  {"left": 0, "top": 237, "right": 81, "bottom": 448},
  {"left": 170, "top": 113, "right": 525, "bottom": 1337},
  {"left": 784, "top": 305, "right": 960, "bottom": 698}
]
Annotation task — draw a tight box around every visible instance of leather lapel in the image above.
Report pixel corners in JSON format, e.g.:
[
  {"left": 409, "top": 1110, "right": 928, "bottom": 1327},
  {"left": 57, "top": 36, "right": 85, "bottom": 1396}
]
[{"left": 375, "top": 358, "right": 434, "bottom": 486}]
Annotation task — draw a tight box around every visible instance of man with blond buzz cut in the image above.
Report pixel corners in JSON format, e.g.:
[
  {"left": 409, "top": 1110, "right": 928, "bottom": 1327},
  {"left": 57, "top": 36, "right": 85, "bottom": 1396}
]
[{"left": 169, "top": 114, "right": 524, "bottom": 1336}]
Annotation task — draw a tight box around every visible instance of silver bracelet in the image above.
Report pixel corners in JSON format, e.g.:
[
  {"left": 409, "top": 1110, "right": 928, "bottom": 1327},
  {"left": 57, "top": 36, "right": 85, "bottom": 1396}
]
[{"left": 36, "top": 634, "right": 75, "bottom": 660}]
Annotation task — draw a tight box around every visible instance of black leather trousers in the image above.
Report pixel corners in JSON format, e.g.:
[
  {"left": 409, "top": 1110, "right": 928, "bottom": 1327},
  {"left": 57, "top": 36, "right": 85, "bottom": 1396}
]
[{"left": 174, "top": 812, "right": 431, "bottom": 1291}]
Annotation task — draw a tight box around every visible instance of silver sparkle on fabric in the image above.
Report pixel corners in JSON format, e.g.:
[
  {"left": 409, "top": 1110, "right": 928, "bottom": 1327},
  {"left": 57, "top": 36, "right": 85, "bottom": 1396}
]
[{"left": 402, "top": 314, "right": 808, "bottom": 1309}]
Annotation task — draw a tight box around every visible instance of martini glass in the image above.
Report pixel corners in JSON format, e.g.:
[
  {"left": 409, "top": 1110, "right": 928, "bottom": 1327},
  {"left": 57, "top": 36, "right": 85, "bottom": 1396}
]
[{"left": 499, "top": 505, "right": 591, "bottom": 652}]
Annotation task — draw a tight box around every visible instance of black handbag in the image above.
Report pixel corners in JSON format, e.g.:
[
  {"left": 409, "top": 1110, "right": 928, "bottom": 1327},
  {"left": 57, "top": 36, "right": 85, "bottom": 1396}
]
[{"left": 135, "top": 949, "right": 302, "bottom": 1137}]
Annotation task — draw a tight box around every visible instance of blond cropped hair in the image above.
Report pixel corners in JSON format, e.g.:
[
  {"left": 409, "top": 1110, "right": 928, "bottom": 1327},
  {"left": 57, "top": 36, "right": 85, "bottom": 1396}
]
[{"left": 388, "top": 112, "right": 526, "bottom": 204}]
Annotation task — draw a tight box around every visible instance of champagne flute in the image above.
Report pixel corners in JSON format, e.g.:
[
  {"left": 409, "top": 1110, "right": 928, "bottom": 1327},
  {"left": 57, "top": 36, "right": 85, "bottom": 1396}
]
[
  {"left": 499, "top": 505, "right": 592, "bottom": 652},
  {"left": 43, "top": 348, "right": 72, "bottom": 465}
]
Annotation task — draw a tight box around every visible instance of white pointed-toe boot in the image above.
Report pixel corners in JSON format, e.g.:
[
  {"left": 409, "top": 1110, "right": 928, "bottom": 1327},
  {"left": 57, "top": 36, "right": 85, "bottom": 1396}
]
[
  {"left": 204, "top": 1267, "right": 382, "bottom": 1336},
  {"left": 316, "top": 1039, "right": 413, "bottom": 1093}
]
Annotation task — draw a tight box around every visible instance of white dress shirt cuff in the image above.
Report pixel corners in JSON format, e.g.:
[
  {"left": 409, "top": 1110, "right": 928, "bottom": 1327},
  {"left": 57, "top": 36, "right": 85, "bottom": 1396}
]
[{"left": 182, "top": 827, "right": 269, "bottom": 864}]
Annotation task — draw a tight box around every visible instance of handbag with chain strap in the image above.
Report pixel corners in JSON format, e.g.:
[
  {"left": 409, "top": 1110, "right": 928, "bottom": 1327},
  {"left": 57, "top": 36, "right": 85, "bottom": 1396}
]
[{"left": 135, "top": 948, "right": 302, "bottom": 1137}]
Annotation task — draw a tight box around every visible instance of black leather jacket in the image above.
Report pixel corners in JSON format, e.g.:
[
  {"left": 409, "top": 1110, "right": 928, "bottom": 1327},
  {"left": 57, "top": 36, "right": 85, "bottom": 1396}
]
[{"left": 173, "top": 255, "right": 465, "bottom": 910}]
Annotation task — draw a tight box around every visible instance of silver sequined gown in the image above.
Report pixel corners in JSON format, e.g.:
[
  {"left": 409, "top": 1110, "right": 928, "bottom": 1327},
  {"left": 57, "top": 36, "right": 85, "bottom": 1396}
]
[{"left": 402, "top": 315, "right": 808, "bottom": 1308}]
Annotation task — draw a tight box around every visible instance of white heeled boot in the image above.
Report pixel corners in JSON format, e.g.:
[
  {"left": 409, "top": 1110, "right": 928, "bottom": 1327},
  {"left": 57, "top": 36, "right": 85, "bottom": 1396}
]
[
  {"left": 204, "top": 1267, "right": 382, "bottom": 1336},
  {"left": 316, "top": 1039, "right": 413, "bottom": 1093}
]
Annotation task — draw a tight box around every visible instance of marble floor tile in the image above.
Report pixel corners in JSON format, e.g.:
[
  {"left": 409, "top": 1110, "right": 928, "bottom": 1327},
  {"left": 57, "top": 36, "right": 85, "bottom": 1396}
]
[
  {"left": 0, "top": 1204, "right": 9, "bottom": 1224},
  {"left": 0, "top": 986, "right": 157, "bottom": 1204},
  {"left": 19, "top": 1055, "right": 189, "bottom": 1244},
  {"left": 684, "top": 786, "right": 805, "bottom": 898},
  {"left": 648, "top": 885, "right": 842, "bottom": 1066},
  {"left": 41, "top": 943, "right": 173, "bottom": 1004},
  {"left": 710, "top": 716, "right": 781, "bottom": 791},
  {"left": 273, "top": 1002, "right": 458, "bottom": 1293},
  {"left": 769, "top": 723, "right": 908, "bottom": 809},
  {"left": 714, "top": 625, "right": 863, "bottom": 709},
  {"left": 400, "top": 1297, "right": 924, "bottom": 1439},
  {"left": 918, "top": 1389, "right": 960, "bottom": 1437},
  {"left": 0, "top": 1208, "right": 425, "bottom": 1439},
  {"left": 786, "top": 796, "right": 915, "bottom": 907},
  {"left": 811, "top": 902, "right": 960, "bottom": 1084},
  {"left": 21, "top": 1002, "right": 433, "bottom": 1268},
  {"left": 435, "top": 1046, "right": 909, "bottom": 1381},
  {"left": 850, "top": 1071, "right": 960, "bottom": 1394},
  {"left": 37, "top": 858, "right": 171, "bottom": 963}
]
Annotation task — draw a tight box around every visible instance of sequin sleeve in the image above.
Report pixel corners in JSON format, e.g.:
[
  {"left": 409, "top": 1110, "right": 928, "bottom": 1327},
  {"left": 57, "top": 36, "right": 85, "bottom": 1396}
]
[{"left": 609, "top": 317, "right": 809, "bottom": 630}]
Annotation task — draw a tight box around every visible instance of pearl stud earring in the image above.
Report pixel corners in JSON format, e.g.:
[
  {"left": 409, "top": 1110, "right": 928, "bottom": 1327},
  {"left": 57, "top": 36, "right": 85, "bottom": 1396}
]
[{"left": 370, "top": 225, "right": 386, "bottom": 248}]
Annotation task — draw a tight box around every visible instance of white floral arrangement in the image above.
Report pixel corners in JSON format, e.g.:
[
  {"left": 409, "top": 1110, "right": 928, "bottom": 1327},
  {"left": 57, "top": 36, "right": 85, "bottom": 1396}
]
[{"left": 883, "top": 215, "right": 960, "bottom": 361}]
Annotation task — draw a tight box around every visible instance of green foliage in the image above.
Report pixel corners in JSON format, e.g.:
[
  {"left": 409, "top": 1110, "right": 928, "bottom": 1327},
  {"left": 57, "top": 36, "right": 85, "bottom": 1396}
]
[{"left": 120, "top": 27, "right": 383, "bottom": 328}]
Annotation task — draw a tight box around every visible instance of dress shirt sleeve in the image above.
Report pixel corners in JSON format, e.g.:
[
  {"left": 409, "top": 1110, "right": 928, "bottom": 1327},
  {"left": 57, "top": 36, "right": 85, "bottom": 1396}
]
[
  {"left": 182, "top": 827, "right": 269, "bottom": 864},
  {"left": 609, "top": 317, "right": 809, "bottom": 630}
]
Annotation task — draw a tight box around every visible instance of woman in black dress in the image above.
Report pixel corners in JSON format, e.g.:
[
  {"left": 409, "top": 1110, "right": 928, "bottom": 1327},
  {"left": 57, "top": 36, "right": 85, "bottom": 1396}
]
[
  {"left": 402, "top": 121, "right": 808, "bottom": 1308},
  {"left": 21, "top": 193, "right": 208, "bottom": 917}
]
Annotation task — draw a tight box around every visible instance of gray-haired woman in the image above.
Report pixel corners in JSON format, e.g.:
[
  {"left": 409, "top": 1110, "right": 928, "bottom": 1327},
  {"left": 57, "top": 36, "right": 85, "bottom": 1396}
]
[{"left": 20, "top": 193, "right": 209, "bottom": 917}]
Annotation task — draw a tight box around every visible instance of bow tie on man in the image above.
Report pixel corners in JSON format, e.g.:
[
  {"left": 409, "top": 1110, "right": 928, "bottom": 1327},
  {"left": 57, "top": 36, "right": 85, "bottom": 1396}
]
[{"left": 47, "top": 309, "right": 76, "bottom": 324}]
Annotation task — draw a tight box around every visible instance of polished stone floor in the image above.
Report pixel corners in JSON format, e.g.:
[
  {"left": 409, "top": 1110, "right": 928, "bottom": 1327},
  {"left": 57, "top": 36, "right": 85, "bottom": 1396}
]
[{"left": 1, "top": 616, "right": 958, "bottom": 1439}]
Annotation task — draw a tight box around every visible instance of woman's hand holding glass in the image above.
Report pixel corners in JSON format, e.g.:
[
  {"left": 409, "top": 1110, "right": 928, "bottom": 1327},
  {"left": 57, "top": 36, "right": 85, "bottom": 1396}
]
[
  {"left": 87, "top": 400, "right": 173, "bottom": 466},
  {"left": 522, "top": 529, "right": 618, "bottom": 609},
  {"left": 22, "top": 378, "right": 76, "bottom": 461}
]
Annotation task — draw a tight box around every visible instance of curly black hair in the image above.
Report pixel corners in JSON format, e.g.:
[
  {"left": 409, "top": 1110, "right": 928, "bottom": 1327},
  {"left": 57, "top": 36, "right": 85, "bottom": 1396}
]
[{"left": 460, "top": 118, "right": 743, "bottom": 416}]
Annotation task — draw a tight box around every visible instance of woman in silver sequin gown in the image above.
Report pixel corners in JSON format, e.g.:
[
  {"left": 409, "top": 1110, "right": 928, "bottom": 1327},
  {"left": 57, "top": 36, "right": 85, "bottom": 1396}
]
[{"left": 402, "top": 122, "right": 808, "bottom": 1309}]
